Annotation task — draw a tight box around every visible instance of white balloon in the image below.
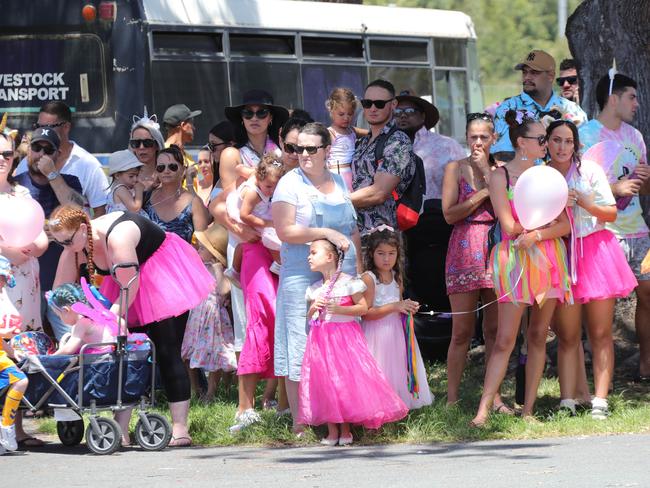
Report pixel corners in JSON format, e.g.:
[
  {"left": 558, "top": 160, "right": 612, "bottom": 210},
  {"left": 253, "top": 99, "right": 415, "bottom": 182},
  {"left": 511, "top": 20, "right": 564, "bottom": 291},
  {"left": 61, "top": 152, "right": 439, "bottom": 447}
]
[{"left": 513, "top": 165, "right": 568, "bottom": 230}]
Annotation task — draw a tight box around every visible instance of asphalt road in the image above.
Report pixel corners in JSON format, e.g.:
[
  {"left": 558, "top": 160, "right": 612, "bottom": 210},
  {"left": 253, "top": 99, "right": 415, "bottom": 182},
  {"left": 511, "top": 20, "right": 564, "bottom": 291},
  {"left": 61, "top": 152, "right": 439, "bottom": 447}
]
[{"left": 4, "top": 432, "right": 648, "bottom": 487}]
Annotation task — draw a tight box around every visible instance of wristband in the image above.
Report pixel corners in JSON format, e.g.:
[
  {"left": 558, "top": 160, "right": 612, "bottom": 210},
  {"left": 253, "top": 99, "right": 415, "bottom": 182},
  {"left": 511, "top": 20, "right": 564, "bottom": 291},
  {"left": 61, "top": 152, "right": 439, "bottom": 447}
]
[{"left": 46, "top": 171, "right": 60, "bottom": 182}]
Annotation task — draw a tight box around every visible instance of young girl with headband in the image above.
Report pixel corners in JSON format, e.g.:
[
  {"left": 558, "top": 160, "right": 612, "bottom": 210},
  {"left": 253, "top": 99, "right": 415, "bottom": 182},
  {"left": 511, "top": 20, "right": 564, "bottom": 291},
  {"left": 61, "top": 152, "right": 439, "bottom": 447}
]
[
  {"left": 471, "top": 110, "right": 573, "bottom": 427},
  {"left": 360, "top": 226, "right": 432, "bottom": 409},
  {"left": 298, "top": 239, "right": 407, "bottom": 446}
]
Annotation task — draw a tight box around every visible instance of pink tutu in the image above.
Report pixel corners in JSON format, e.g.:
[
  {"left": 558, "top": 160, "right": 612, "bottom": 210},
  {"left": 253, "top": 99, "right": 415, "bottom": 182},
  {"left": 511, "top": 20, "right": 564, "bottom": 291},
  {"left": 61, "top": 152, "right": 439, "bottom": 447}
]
[
  {"left": 573, "top": 229, "right": 637, "bottom": 303},
  {"left": 298, "top": 312, "right": 408, "bottom": 429},
  {"left": 237, "top": 242, "right": 278, "bottom": 378},
  {"left": 100, "top": 232, "right": 214, "bottom": 326}
]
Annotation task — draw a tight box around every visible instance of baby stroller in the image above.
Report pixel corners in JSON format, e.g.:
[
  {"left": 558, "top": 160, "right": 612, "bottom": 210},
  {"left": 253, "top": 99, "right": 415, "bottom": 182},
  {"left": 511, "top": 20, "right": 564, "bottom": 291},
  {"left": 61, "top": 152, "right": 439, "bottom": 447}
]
[{"left": 16, "top": 263, "right": 171, "bottom": 455}]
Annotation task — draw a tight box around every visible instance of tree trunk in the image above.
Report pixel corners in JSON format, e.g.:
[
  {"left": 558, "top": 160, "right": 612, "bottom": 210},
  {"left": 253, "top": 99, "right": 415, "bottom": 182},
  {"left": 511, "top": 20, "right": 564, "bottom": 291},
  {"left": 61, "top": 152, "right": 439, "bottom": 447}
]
[{"left": 566, "top": 0, "right": 650, "bottom": 220}]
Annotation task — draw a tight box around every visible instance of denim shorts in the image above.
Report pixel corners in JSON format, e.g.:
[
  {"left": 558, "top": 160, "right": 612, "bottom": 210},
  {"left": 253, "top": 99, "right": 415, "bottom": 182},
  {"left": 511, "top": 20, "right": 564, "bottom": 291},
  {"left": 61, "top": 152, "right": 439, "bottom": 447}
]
[{"left": 617, "top": 235, "right": 650, "bottom": 281}]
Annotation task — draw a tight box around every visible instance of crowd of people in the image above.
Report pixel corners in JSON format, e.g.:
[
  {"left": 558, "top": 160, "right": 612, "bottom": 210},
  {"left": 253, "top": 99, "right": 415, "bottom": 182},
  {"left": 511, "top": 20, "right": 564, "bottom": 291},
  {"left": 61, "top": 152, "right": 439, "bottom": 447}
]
[{"left": 0, "top": 47, "right": 649, "bottom": 453}]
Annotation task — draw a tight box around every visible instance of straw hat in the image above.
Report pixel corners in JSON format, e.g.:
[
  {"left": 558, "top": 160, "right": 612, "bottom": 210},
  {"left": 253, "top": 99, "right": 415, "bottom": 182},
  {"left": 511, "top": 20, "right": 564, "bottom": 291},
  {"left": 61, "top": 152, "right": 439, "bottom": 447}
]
[{"left": 194, "top": 223, "right": 228, "bottom": 266}]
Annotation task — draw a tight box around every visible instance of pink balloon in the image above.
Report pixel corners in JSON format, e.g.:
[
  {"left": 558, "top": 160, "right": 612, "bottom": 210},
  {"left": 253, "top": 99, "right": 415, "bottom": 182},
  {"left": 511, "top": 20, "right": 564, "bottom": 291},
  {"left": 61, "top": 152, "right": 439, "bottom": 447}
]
[
  {"left": 0, "top": 196, "right": 45, "bottom": 248},
  {"left": 513, "top": 165, "right": 568, "bottom": 230}
]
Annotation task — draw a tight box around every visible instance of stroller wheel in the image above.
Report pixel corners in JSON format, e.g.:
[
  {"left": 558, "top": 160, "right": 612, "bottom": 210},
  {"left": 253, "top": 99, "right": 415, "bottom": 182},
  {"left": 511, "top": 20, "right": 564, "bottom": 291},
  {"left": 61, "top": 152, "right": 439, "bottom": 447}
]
[
  {"left": 135, "top": 413, "right": 172, "bottom": 451},
  {"left": 57, "top": 419, "right": 85, "bottom": 446},
  {"left": 86, "top": 417, "right": 122, "bottom": 455}
]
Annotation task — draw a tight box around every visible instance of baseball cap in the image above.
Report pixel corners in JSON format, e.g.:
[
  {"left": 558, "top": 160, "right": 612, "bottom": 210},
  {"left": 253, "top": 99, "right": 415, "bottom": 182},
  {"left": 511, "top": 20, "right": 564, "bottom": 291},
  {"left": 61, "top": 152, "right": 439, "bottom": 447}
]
[
  {"left": 31, "top": 127, "right": 60, "bottom": 150},
  {"left": 108, "top": 149, "right": 144, "bottom": 176},
  {"left": 163, "top": 104, "right": 202, "bottom": 127},
  {"left": 515, "top": 50, "right": 556, "bottom": 72}
]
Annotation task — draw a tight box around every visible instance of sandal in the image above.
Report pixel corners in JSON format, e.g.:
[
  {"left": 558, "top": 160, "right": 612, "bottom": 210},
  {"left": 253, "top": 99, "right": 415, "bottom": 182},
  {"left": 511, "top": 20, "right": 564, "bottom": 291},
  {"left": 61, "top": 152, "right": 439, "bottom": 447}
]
[
  {"left": 492, "top": 403, "right": 515, "bottom": 415},
  {"left": 168, "top": 436, "right": 192, "bottom": 448},
  {"left": 17, "top": 436, "right": 45, "bottom": 448}
]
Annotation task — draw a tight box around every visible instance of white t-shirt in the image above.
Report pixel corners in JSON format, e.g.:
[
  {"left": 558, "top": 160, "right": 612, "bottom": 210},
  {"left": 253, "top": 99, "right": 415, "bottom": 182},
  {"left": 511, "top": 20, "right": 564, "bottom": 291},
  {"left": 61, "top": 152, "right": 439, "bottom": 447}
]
[
  {"left": 272, "top": 169, "right": 347, "bottom": 227},
  {"left": 567, "top": 159, "right": 616, "bottom": 238},
  {"left": 17, "top": 141, "right": 108, "bottom": 209}
]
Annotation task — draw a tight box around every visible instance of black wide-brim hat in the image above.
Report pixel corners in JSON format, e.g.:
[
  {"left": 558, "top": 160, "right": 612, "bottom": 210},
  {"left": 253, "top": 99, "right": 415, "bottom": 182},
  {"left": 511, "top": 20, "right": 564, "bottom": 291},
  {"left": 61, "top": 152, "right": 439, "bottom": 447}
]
[
  {"left": 225, "top": 89, "right": 290, "bottom": 127},
  {"left": 395, "top": 89, "right": 440, "bottom": 130}
]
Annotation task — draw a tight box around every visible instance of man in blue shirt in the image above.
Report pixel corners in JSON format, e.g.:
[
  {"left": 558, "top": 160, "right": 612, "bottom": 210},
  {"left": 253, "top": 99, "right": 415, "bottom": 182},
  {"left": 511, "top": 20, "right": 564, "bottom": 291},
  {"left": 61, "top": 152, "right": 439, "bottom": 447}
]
[{"left": 491, "top": 50, "right": 588, "bottom": 161}]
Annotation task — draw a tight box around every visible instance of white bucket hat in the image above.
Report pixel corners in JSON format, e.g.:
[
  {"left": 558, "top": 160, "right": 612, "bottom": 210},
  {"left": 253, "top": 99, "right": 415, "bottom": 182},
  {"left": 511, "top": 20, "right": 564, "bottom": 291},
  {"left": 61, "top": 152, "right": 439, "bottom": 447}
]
[{"left": 108, "top": 149, "right": 144, "bottom": 176}]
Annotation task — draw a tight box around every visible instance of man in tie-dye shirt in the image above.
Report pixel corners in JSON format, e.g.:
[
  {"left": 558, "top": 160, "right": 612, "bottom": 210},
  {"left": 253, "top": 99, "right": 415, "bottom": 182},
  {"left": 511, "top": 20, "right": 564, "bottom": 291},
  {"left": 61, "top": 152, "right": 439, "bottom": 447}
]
[{"left": 579, "top": 73, "right": 650, "bottom": 380}]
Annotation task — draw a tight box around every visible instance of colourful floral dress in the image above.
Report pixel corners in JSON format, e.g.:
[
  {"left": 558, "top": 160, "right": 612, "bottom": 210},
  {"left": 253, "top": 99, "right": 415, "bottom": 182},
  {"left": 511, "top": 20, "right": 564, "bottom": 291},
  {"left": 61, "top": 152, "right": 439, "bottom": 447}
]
[{"left": 445, "top": 177, "right": 495, "bottom": 294}]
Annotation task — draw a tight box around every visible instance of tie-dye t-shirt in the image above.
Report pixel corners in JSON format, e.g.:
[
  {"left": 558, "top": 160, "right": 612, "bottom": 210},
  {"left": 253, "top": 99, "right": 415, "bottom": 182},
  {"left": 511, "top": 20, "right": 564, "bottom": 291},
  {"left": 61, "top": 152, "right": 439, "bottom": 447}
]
[{"left": 579, "top": 119, "right": 648, "bottom": 238}]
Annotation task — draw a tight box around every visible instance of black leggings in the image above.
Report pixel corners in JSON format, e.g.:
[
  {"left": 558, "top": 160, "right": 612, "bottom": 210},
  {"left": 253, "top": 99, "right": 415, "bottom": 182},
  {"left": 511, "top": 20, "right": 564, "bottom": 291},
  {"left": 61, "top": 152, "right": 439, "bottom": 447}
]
[{"left": 146, "top": 312, "right": 190, "bottom": 403}]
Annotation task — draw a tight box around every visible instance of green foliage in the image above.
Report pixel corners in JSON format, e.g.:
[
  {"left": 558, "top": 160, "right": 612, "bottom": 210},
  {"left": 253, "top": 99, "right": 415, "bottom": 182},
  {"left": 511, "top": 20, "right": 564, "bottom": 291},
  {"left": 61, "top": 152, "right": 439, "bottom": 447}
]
[{"left": 364, "top": 0, "right": 583, "bottom": 104}]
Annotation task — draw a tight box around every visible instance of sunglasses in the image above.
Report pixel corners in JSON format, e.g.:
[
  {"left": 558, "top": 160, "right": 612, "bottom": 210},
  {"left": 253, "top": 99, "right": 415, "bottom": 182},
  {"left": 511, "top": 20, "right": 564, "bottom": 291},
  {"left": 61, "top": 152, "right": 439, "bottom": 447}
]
[
  {"left": 32, "top": 120, "right": 67, "bottom": 130},
  {"left": 241, "top": 108, "right": 270, "bottom": 120},
  {"left": 156, "top": 162, "right": 180, "bottom": 173},
  {"left": 466, "top": 112, "right": 493, "bottom": 123},
  {"left": 296, "top": 145, "right": 325, "bottom": 155},
  {"left": 521, "top": 135, "right": 548, "bottom": 146},
  {"left": 394, "top": 107, "right": 421, "bottom": 117},
  {"left": 129, "top": 138, "right": 156, "bottom": 149},
  {"left": 0, "top": 150, "right": 14, "bottom": 160},
  {"left": 54, "top": 228, "right": 79, "bottom": 247},
  {"left": 207, "top": 142, "right": 228, "bottom": 151},
  {"left": 283, "top": 142, "right": 299, "bottom": 155},
  {"left": 556, "top": 76, "right": 578, "bottom": 86},
  {"left": 360, "top": 98, "right": 394, "bottom": 109},
  {"left": 30, "top": 142, "right": 56, "bottom": 155}
]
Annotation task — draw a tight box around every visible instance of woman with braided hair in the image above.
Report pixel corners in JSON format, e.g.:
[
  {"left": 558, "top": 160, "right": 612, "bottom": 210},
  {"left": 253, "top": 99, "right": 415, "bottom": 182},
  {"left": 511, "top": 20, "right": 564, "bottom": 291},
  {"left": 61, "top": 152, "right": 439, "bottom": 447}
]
[{"left": 49, "top": 205, "right": 213, "bottom": 447}]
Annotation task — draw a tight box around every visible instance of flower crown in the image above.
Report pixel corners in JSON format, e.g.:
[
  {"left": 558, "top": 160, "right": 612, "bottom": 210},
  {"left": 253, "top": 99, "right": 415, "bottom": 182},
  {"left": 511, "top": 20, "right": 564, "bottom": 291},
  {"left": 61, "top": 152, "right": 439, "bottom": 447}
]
[{"left": 514, "top": 110, "right": 537, "bottom": 125}]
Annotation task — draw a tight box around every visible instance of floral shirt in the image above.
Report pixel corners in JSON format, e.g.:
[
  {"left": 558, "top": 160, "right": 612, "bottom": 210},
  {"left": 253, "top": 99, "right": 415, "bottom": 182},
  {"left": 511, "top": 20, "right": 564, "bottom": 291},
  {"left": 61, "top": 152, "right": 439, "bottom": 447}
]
[
  {"left": 351, "top": 120, "right": 415, "bottom": 233},
  {"left": 491, "top": 91, "right": 588, "bottom": 155},
  {"left": 579, "top": 119, "right": 648, "bottom": 238},
  {"left": 413, "top": 127, "right": 466, "bottom": 201}
]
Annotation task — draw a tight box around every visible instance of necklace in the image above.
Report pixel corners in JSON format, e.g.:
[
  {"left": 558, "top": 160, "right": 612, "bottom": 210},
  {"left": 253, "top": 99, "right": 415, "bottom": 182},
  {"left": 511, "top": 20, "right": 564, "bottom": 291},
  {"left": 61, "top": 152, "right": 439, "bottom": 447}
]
[
  {"left": 246, "top": 141, "right": 265, "bottom": 160},
  {"left": 151, "top": 187, "right": 181, "bottom": 207}
]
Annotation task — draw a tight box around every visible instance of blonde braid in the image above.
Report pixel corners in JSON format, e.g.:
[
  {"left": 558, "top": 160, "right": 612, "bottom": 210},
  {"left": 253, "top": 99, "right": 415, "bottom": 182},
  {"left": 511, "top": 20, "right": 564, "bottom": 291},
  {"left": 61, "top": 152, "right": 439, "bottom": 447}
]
[{"left": 49, "top": 205, "right": 96, "bottom": 286}]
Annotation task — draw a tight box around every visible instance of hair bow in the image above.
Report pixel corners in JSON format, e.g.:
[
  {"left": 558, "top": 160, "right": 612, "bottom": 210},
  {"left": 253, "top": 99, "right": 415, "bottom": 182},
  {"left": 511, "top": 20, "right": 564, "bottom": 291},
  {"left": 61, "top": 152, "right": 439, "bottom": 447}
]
[
  {"left": 368, "top": 224, "right": 395, "bottom": 234},
  {"left": 515, "top": 110, "right": 536, "bottom": 125}
]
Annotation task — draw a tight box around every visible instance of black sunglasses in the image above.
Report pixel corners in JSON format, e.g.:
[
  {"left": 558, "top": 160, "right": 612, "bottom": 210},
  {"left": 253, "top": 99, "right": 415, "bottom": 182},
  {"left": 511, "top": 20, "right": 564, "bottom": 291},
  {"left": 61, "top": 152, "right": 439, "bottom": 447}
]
[
  {"left": 466, "top": 112, "right": 493, "bottom": 123},
  {"left": 30, "top": 142, "right": 56, "bottom": 155},
  {"left": 556, "top": 76, "right": 578, "bottom": 86},
  {"left": 0, "top": 150, "right": 14, "bottom": 160},
  {"left": 156, "top": 162, "right": 180, "bottom": 173},
  {"left": 521, "top": 135, "right": 548, "bottom": 146},
  {"left": 283, "top": 142, "right": 299, "bottom": 155},
  {"left": 360, "top": 98, "right": 394, "bottom": 109},
  {"left": 207, "top": 141, "right": 228, "bottom": 151},
  {"left": 394, "top": 107, "right": 421, "bottom": 117},
  {"left": 241, "top": 108, "right": 270, "bottom": 120},
  {"left": 296, "top": 145, "right": 325, "bottom": 155},
  {"left": 32, "top": 120, "right": 67, "bottom": 130},
  {"left": 129, "top": 138, "right": 156, "bottom": 149},
  {"left": 54, "top": 228, "right": 79, "bottom": 247}
]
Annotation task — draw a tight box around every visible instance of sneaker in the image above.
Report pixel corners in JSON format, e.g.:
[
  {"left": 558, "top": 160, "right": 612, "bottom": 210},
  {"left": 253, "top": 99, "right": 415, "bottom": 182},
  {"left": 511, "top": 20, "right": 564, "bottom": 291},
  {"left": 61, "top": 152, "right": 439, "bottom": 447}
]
[
  {"left": 558, "top": 398, "right": 577, "bottom": 416},
  {"left": 591, "top": 397, "right": 609, "bottom": 420},
  {"left": 0, "top": 424, "right": 17, "bottom": 451},
  {"left": 229, "top": 408, "right": 261, "bottom": 434},
  {"left": 269, "top": 261, "right": 281, "bottom": 275},
  {"left": 263, "top": 399, "right": 278, "bottom": 411},
  {"left": 0, "top": 445, "right": 6, "bottom": 456},
  {"left": 224, "top": 268, "right": 241, "bottom": 288}
]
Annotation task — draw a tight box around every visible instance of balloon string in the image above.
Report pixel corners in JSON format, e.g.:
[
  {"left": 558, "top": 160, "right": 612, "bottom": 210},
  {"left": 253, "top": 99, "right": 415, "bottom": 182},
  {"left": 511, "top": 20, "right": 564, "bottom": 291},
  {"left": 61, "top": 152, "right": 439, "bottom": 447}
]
[{"left": 417, "top": 267, "right": 525, "bottom": 317}]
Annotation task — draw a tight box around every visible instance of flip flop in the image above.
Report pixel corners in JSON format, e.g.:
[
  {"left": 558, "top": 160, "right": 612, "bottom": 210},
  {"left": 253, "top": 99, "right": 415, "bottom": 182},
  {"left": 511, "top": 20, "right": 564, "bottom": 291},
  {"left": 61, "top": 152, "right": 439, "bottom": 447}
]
[
  {"left": 17, "top": 436, "right": 45, "bottom": 448},
  {"left": 492, "top": 403, "right": 515, "bottom": 415},
  {"left": 168, "top": 436, "right": 192, "bottom": 448}
]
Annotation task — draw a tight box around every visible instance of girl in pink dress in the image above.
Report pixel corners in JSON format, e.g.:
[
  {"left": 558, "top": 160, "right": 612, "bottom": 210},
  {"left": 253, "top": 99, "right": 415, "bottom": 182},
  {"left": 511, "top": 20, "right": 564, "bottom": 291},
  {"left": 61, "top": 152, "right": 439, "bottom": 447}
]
[
  {"left": 360, "top": 226, "right": 433, "bottom": 409},
  {"left": 298, "top": 239, "right": 408, "bottom": 446}
]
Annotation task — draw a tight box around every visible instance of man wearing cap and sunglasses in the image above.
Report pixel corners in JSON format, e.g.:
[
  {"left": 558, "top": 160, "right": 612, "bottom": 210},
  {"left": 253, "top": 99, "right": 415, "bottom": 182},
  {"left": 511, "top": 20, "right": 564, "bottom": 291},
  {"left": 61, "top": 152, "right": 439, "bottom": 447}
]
[
  {"left": 163, "top": 103, "right": 202, "bottom": 168},
  {"left": 491, "top": 50, "right": 587, "bottom": 161}
]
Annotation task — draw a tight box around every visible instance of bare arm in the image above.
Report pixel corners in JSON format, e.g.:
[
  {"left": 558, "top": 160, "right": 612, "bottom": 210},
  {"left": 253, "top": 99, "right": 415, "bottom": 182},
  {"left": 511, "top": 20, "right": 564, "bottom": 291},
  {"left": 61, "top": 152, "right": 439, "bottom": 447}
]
[
  {"left": 272, "top": 201, "right": 350, "bottom": 250},
  {"left": 53, "top": 325, "right": 85, "bottom": 355},
  {"left": 113, "top": 183, "right": 144, "bottom": 213},
  {"left": 327, "top": 292, "right": 368, "bottom": 317},
  {"left": 442, "top": 161, "right": 490, "bottom": 224},
  {"left": 53, "top": 248, "right": 82, "bottom": 288},
  {"left": 105, "top": 223, "right": 141, "bottom": 316},
  {"left": 489, "top": 169, "right": 523, "bottom": 236},
  {"left": 209, "top": 185, "right": 261, "bottom": 243},
  {"left": 219, "top": 147, "right": 241, "bottom": 190},
  {"left": 191, "top": 194, "right": 211, "bottom": 232},
  {"left": 361, "top": 273, "right": 419, "bottom": 320},
  {"left": 239, "top": 189, "right": 269, "bottom": 228},
  {"left": 350, "top": 172, "right": 400, "bottom": 209}
]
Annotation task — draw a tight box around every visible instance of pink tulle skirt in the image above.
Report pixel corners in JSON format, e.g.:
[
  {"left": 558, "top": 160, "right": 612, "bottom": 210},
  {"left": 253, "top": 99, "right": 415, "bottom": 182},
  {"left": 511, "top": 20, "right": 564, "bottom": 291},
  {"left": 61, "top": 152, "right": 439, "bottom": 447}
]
[
  {"left": 100, "top": 232, "right": 214, "bottom": 326},
  {"left": 237, "top": 242, "right": 278, "bottom": 378},
  {"left": 573, "top": 229, "right": 637, "bottom": 303},
  {"left": 298, "top": 318, "right": 409, "bottom": 429}
]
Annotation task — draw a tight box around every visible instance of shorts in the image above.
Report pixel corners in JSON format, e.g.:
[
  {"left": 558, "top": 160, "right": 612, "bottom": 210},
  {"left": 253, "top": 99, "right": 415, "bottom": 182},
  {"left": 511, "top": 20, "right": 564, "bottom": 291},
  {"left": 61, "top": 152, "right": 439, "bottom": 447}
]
[
  {"left": 617, "top": 235, "right": 650, "bottom": 281},
  {"left": 0, "top": 365, "right": 26, "bottom": 390}
]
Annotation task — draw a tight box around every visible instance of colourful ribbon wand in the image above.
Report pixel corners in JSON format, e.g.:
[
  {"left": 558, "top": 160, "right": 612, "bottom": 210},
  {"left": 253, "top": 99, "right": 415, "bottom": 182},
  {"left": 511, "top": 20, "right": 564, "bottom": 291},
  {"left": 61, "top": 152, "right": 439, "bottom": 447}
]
[{"left": 403, "top": 312, "right": 419, "bottom": 398}]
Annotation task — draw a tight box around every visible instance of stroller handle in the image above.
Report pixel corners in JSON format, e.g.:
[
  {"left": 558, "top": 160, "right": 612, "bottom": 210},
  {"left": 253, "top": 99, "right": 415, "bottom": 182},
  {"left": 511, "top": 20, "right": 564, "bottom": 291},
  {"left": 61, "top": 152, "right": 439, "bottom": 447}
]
[{"left": 110, "top": 262, "right": 140, "bottom": 289}]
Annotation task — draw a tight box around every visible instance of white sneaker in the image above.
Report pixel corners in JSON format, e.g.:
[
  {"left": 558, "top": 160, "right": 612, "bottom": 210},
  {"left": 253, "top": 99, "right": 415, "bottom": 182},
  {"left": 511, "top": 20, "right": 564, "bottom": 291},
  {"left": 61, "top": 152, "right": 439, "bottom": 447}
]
[
  {"left": 558, "top": 398, "right": 577, "bottom": 416},
  {"left": 269, "top": 261, "right": 281, "bottom": 275},
  {"left": 224, "top": 268, "right": 241, "bottom": 288},
  {"left": 0, "top": 444, "right": 6, "bottom": 455},
  {"left": 0, "top": 424, "right": 17, "bottom": 451},
  {"left": 591, "top": 397, "right": 609, "bottom": 420},
  {"left": 229, "top": 408, "right": 261, "bottom": 434}
]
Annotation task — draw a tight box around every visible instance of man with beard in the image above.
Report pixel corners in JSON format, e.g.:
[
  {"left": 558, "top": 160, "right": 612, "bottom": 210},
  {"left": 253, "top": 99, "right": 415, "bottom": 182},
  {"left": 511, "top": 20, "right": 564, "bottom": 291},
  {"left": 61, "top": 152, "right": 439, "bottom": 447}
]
[
  {"left": 491, "top": 50, "right": 587, "bottom": 161},
  {"left": 351, "top": 79, "right": 415, "bottom": 234},
  {"left": 558, "top": 58, "right": 580, "bottom": 104},
  {"left": 394, "top": 89, "right": 465, "bottom": 204}
]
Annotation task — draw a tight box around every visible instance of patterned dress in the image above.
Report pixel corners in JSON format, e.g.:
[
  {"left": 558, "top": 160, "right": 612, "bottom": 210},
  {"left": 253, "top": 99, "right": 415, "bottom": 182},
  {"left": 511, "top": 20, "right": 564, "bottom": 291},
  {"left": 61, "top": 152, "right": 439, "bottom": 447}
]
[{"left": 445, "top": 177, "right": 495, "bottom": 294}]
